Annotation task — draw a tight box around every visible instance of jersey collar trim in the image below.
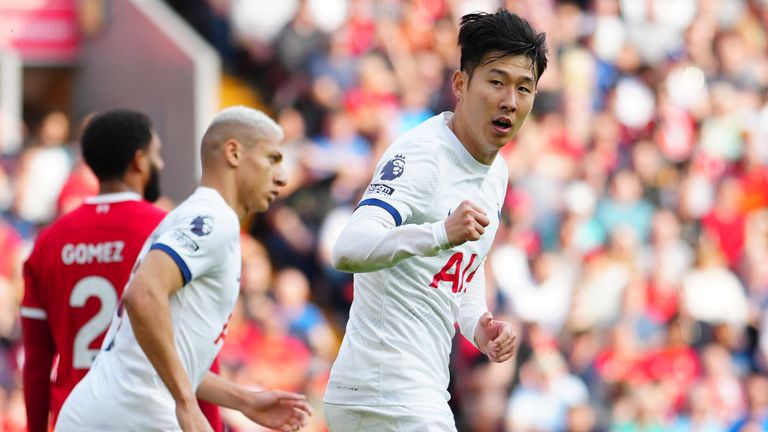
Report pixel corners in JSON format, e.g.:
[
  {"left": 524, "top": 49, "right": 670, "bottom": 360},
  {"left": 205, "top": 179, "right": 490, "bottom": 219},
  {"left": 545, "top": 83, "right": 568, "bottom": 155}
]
[{"left": 84, "top": 192, "right": 143, "bottom": 204}]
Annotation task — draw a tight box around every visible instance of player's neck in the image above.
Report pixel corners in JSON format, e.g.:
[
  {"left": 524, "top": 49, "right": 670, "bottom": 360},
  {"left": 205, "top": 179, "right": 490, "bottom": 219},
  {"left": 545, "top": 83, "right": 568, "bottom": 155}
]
[
  {"left": 99, "top": 180, "right": 142, "bottom": 196},
  {"left": 200, "top": 172, "right": 245, "bottom": 220},
  {"left": 449, "top": 111, "right": 497, "bottom": 165}
]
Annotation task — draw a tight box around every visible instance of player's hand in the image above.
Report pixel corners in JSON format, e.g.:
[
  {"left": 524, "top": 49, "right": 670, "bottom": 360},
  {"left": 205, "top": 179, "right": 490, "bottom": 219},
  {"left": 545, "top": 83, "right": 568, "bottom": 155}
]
[
  {"left": 239, "top": 389, "right": 312, "bottom": 432},
  {"left": 444, "top": 200, "right": 490, "bottom": 247},
  {"left": 176, "top": 400, "right": 214, "bottom": 432},
  {"left": 474, "top": 312, "right": 517, "bottom": 363}
]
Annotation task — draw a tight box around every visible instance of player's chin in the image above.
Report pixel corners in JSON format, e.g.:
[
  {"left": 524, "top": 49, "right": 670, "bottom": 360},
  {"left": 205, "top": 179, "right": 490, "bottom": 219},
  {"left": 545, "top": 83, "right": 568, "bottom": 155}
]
[
  {"left": 486, "top": 130, "right": 512, "bottom": 148},
  {"left": 255, "top": 200, "right": 270, "bottom": 213},
  {"left": 246, "top": 199, "right": 269, "bottom": 214}
]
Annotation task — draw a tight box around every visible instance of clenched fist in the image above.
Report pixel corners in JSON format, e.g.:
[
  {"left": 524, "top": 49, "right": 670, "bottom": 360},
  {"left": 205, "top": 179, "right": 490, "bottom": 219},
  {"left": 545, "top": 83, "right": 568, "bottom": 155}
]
[
  {"left": 474, "top": 312, "right": 517, "bottom": 363},
  {"left": 444, "top": 200, "right": 490, "bottom": 247}
]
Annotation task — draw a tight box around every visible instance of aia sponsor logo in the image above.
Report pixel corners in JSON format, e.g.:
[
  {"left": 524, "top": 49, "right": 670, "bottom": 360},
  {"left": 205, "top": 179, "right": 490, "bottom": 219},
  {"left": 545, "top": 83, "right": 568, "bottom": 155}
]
[{"left": 430, "top": 252, "right": 479, "bottom": 293}]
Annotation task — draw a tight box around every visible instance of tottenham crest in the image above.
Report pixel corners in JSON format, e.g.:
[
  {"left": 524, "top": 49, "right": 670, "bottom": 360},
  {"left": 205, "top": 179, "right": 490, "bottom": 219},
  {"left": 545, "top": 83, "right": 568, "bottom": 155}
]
[
  {"left": 190, "top": 215, "right": 213, "bottom": 236},
  {"left": 379, "top": 154, "right": 406, "bottom": 181}
]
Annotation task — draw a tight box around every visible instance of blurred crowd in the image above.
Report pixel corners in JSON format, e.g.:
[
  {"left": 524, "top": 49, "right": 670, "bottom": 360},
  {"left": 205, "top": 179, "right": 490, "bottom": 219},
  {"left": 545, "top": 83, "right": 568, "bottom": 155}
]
[{"left": 1, "top": 0, "right": 768, "bottom": 430}]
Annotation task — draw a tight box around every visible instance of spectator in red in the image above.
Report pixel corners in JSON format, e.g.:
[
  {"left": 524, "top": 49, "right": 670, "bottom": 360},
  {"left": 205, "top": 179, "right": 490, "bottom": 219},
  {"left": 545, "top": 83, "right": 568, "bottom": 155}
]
[
  {"left": 0, "top": 220, "right": 23, "bottom": 294},
  {"left": 56, "top": 160, "right": 99, "bottom": 216},
  {"left": 242, "top": 298, "right": 312, "bottom": 393},
  {"left": 701, "top": 176, "right": 746, "bottom": 269},
  {"left": 643, "top": 314, "right": 701, "bottom": 413},
  {"left": 594, "top": 321, "right": 649, "bottom": 386}
]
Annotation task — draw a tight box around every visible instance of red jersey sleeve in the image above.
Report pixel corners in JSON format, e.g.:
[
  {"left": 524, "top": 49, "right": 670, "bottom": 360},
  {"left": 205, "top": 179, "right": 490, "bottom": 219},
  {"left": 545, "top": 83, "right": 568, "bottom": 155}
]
[{"left": 21, "top": 250, "right": 56, "bottom": 432}]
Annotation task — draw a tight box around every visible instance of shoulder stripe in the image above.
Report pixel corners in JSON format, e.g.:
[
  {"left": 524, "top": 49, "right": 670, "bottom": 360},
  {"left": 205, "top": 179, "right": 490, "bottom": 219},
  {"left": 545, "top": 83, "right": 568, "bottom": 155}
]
[
  {"left": 151, "top": 243, "right": 192, "bottom": 284},
  {"left": 20, "top": 307, "right": 47, "bottom": 320},
  {"left": 357, "top": 198, "right": 403, "bottom": 226}
]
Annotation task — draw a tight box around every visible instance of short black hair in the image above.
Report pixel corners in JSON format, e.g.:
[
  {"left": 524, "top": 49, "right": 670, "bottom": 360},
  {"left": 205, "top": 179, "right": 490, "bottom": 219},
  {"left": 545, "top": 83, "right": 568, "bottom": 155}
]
[
  {"left": 458, "top": 9, "right": 548, "bottom": 83},
  {"left": 81, "top": 110, "right": 153, "bottom": 182}
]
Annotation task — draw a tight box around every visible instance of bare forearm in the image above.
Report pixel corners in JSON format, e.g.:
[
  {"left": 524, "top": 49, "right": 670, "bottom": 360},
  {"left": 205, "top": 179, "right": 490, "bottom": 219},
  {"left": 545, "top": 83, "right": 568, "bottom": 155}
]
[
  {"left": 196, "top": 372, "right": 247, "bottom": 410},
  {"left": 125, "top": 286, "right": 195, "bottom": 405}
]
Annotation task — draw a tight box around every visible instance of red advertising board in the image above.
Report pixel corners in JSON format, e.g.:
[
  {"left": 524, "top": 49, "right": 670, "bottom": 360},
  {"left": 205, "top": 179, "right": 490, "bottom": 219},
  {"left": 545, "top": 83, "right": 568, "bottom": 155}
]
[{"left": 0, "top": 0, "right": 79, "bottom": 63}]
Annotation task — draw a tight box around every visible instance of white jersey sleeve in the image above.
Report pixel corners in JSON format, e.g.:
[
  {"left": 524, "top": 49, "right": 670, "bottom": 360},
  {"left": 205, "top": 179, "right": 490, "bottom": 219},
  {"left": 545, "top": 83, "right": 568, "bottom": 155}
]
[
  {"left": 150, "top": 213, "right": 225, "bottom": 285},
  {"left": 357, "top": 139, "right": 441, "bottom": 226},
  {"left": 332, "top": 205, "right": 449, "bottom": 273},
  {"left": 457, "top": 259, "right": 489, "bottom": 348}
]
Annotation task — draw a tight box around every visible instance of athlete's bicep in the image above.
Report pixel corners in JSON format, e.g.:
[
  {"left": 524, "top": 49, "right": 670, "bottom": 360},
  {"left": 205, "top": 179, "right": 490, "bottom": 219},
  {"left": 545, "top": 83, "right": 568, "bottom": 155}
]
[
  {"left": 150, "top": 212, "right": 234, "bottom": 284},
  {"left": 359, "top": 144, "right": 440, "bottom": 225},
  {"left": 127, "top": 249, "right": 185, "bottom": 298}
]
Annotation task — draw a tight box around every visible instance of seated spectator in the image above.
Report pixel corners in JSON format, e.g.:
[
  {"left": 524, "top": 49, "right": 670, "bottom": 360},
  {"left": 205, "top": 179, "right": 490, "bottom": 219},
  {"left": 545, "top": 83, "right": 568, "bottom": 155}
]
[
  {"left": 566, "top": 403, "right": 599, "bottom": 432},
  {"left": 593, "top": 321, "right": 649, "bottom": 387},
  {"left": 595, "top": 169, "right": 655, "bottom": 243},
  {"left": 242, "top": 297, "right": 311, "bottom": 393},
  {"left": 272, "top": 267, "right": 338, "bottom": 362},
  {"left": 700, "top": 343, "right": 747, "bottom": 426},
  {"left": 668, "top": 383, "right": 727, "bottom": 432},
  {"left": 681, "top": 235, "right": 749, "bottom": 329},
  {"left": 644, "top": 314, "right": 701, "bottom": 412},
  {"left": 506, "top": 349, "right": 589, "bottom": 431},
  {"left": 13, "top": 111, "right": 73, "bottom": 225},
  {"left": 0, "top": 220, "right": 23, "bottom": 296},
  {"left": 610, "top": 382, "right": 671, "bottom": 432},
  {"left": 56, "top": 160, "right": 98, "bottom": 216},
  {"left": 728, "top": 374, "right": 768, "bottom": 432},
  {"left": 496, "top": 251, "right": 574, "bottom": 335},
  {"left": 701, "top": 177, "right": 746, "bottom": 269}
]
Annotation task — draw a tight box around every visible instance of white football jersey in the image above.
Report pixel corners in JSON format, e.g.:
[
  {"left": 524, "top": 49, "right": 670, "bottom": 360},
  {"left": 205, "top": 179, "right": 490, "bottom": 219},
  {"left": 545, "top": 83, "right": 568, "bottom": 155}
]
[
  {"left": 325, "top": 112, "right": 508, "bottom": 407},
  {"left": 56, "top": 187, "right": 241, "bottom": 431}
]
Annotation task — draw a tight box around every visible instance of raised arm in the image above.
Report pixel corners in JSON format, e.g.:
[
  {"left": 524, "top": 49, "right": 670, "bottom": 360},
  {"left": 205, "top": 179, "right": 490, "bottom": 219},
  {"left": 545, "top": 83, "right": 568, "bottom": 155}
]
[
  {"left": 332, "top": 205, "right": 448, "bottom": 273},
  {"left": 333, "top": 200, "right": 490, "bottom": 273}
]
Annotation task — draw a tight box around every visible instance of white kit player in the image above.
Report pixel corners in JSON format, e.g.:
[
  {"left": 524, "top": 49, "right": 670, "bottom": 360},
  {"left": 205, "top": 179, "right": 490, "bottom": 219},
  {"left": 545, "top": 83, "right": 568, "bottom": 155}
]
[
  {"left": 57, "top": 106, "right": 311, "bottom": 432},
  {"left": 324, "top": 10, "right": 549, "bottom": 431}
]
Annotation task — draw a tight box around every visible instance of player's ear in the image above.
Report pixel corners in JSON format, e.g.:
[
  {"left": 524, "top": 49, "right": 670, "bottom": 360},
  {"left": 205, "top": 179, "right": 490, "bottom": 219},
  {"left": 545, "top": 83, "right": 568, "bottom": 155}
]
[
  {"left": 132, "top": 148, "right": 150, "bottom": 175},
  {"left": 223, "top": 139, "right": 242, "bottom": 167},
  {"left": 452, "top": 70, "right": 466, "bottom": 101}
]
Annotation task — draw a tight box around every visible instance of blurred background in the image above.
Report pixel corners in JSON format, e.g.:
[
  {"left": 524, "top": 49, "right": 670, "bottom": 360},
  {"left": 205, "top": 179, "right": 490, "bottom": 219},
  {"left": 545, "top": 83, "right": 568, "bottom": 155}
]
[{"left": 1, "top": 0, "right": 768, "bottom": 431}]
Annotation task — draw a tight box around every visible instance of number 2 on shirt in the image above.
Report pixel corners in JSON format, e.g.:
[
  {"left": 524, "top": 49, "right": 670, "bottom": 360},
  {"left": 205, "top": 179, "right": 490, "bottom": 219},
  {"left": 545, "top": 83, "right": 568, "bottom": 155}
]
[{"left": 69, "top": 276, "right": 117, "bottom": 369}]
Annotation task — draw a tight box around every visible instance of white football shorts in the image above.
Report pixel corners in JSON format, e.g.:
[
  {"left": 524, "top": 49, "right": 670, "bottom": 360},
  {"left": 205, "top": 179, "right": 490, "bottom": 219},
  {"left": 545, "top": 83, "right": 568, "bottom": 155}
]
[{"left": 324, "top": 402, "right": 457, "bottom": 432}]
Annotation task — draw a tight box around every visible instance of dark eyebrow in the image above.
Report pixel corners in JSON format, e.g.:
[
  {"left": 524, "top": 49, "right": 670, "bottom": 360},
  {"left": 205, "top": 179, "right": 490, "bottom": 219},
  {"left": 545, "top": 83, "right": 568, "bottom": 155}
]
[
  {"left": 488, "top": 68, "right": 509, "bottom": 79},
  {"left": 488, "top": 68, "right": 535, "bottom": 85}
]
